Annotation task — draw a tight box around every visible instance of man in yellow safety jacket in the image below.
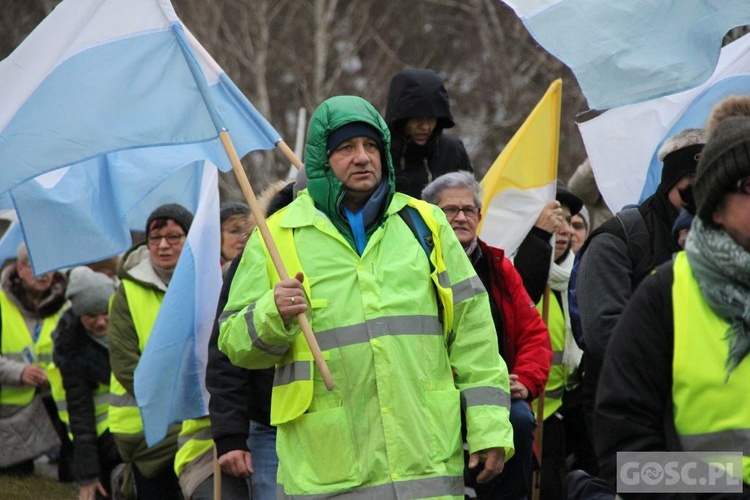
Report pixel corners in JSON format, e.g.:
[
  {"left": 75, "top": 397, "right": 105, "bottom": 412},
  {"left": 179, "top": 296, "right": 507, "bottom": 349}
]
[{"left": 219, "top": 95, "right": 514, "bottom": 498}]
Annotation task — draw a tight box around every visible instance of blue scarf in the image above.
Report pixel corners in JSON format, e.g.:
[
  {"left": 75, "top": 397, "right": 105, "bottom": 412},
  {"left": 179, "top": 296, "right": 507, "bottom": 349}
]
[{"left": 341, "top": 180, "right": 388, "bottom": 255}]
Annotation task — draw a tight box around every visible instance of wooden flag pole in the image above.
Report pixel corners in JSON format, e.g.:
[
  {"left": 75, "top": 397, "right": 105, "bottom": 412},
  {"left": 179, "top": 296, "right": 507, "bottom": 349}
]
[
  {"left": 213, "top": 444, "right": 222, "bottom": 500},
  {"left": 276, "top": 137, "right": 304, "bottom": 170},
  {"left": 219, "top": 131, "right": 333, "bottom": 390},
  {"left": 531, "top": 284, "right": 551, "bottom": 500}
]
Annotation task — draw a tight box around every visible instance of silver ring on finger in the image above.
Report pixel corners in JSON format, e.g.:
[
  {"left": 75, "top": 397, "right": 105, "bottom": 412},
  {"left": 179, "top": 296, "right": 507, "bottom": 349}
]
[{"left": 291, "top": 296, "right": 296, "bottom": 305}]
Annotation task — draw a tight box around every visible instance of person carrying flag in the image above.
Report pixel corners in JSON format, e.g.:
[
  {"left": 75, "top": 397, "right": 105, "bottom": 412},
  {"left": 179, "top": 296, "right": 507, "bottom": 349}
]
[{"left": 219, "top": 95, "right": 513, "bottom": 498}]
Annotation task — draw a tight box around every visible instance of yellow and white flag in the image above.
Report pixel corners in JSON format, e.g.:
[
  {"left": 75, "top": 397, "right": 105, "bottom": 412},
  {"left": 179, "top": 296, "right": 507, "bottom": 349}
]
[{"left": 478, "top": 79, "right": 561, "bottom": 256}]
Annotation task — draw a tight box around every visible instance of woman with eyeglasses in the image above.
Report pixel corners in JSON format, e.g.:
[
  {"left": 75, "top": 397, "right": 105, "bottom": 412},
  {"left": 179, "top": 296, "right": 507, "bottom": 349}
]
[
  {"left": 595, "top": 96, "right": 750, "bottom": 494},
  {"left": 108, "top": 203, "right": 193, "bottom": 499},
  {"left": 423, "top": 171, "right": 553, "bottom": 500},
  {"left": 219, "top": 202, "right": 253, "bottom": 268}
]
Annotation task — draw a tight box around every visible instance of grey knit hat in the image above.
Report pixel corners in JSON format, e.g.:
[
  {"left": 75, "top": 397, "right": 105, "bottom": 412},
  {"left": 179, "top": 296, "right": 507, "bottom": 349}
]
[
  {"left": 220, "top": 202, "right": 250, "bottom": 224},
  {"left": 694, "top": 117, "right": 750, "bottom": 224},
  {"left": 66, "top": 266, "right": 116, "bottom": 316},
  {"left": 146, "top": 203, "right": 193, "bottom": 234}
]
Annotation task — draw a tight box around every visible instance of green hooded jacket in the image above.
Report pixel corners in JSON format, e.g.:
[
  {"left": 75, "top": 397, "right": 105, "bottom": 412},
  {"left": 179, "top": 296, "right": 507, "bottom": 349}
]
[
  {"left": 304, "top": 95, "right": 396, "bottom": 250},
  {"left": 219, "top": 96, "right": 514, "bottom": 497}
]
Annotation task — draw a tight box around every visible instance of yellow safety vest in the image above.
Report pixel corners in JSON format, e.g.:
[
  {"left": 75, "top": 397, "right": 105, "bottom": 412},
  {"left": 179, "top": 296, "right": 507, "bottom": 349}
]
[
  {"left": 174, "top": 417, "right": 213, "bottom": 477},
  {"left": 672, "top": 252, "right": 750, "bottom": 483},
  {"left": 0, "top": 290, "right": 61, "bottom": 407},
  {"left": 259, "top": 198, "right": 455, "bottom": 426},
  {"left": 49, "top": 364, "right": 110, "bottom": 440},
  {"left": 108, "top": 280, "right": 163, "bottom": 435},
  {"left": 534, "top": 292, "right": 565, "bottom": 420},
  {"left": 47, "top": 363, "right": 71, "bottom": 438}
]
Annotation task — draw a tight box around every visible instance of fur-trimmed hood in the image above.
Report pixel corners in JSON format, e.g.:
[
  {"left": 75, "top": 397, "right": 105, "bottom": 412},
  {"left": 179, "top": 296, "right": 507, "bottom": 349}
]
[{"left": 0, "top": 264, "right": 66, "bottom": 319}]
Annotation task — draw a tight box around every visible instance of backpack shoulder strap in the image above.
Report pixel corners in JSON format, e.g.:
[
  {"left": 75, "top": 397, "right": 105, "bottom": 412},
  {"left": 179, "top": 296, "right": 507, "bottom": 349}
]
[
  {"left": 568, "top": 207, "right": 647, "bottom": 349},
  {"left": 615, "top": 207, "right": 651, "bottom": 287},
  {"left": 398, "top": 205, "right": 434, "bottom": 264}
]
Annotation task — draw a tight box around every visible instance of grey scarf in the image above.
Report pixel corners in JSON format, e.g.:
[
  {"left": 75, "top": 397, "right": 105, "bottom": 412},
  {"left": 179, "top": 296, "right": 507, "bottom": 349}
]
[
  {"left": 685, "top": 218, "right": 750, "bottom": 375},
  {"left": 152, "top": 263, "right": 174, "bottom": 287},
  {"left": 87, "top": 332, "right": 109, "bottom": 350}
]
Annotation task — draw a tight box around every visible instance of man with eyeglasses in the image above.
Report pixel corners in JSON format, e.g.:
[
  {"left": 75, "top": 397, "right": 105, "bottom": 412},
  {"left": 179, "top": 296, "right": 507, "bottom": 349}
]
[
  {"left": 423, "top": 171, "right": 552, "bottom": 499},
  {"left": 108, "top": 203, "right": 193, "bottom": 499}
]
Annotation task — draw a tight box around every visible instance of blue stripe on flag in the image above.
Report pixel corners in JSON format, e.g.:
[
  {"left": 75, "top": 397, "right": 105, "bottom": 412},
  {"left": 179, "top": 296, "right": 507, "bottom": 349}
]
[
  {"left": 0, "top": 31, "right": 216, "bottom": 188},
  {"left": 639, "top": 75, "right": 750, "bottom": 202},
  {"left": 13, "top": 161, "right": 204, "bottom": 274},
  {"left": 0, "top": 27, "right": 281, "bottom": 192},
  {"left": 135, "top": 162, "right": 221, "bottom": 446},
  {"left": 0, "top": 222, "right": 23, "bottom": 266}
]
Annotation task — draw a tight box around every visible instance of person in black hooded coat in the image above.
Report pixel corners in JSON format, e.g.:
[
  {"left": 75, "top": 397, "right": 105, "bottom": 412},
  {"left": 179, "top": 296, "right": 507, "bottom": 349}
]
[
  {"left": 53, "top": 266, "right": 121, "bottom": 499},
  {"left": 385, "top": 68, "right": 473, "bottom": 198}
]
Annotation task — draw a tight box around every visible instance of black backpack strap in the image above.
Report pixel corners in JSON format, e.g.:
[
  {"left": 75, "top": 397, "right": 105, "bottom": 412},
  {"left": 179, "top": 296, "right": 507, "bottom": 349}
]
[
  {"left": 569, "top": 207, "right": 650, "bottom": 348},
  {"left": 398, "top": 206, "right": 443, "bottom": 324},
  {"left": 398, "top": 206, "right": 434, "bottom": 264},
  {"left": 614, "top": 208, "right": 651, "bottom": 288}
]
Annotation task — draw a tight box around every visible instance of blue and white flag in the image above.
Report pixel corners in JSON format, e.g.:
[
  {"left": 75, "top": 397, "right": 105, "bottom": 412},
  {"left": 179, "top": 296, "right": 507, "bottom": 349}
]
[
  {"left": 502, "top": 0, "right": 750, "bottom": 110},
  {"left": 579, "top": 33, "right": 750, "bottom": 212},
  {"left": 13, "top": 160, "right": 204, "bottom": 274},
  {"left": 135, "top": 163, "right": 221, "bottom": 446},
  {"left": 0, "top": 211, "right": 23, "bottom": 267},
  {"left": 0, "top": 0, "right": 280, "bottom": 274},
  {"left": 0, "top": 0, "right": 284, "bottom": 445}
]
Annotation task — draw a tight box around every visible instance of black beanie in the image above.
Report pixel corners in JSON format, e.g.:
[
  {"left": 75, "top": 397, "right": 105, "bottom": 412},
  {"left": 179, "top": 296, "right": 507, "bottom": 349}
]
[
  {"left": 146, "top": 203, "right": 193, "bottom": 234},
  {"left": 556, "top": 185, "right": 583, "bottom": 216},
  {"left": 660, "top": 143, "right": 703, "bottom": 192},
  {"left": 694, "top": 117, "right": 750, "bottom": 224},
  {"left": 326, "top": 122, "right": 382, "bottom": 158},
  {"left": 220, "top": 202, "right": 250, "bottom": 224}
]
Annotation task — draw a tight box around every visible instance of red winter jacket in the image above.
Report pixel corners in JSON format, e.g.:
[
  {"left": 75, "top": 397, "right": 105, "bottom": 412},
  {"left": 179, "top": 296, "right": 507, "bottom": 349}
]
[{"left": 476, "top": 239, "right": 552, "bottom": 400}]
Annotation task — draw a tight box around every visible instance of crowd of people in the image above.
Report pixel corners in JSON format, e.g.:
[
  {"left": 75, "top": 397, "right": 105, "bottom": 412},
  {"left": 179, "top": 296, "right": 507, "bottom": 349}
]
[{"left": 0, "top": 68, "right": 748, "bottom": 500}]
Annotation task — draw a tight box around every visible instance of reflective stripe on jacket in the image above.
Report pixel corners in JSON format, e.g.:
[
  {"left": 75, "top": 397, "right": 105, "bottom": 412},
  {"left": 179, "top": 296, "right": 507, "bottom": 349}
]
[
  {"left": 47, "top": 363, "right": 71, "bottom": 438},
  {"left": 174, "top": 417, "right": 213, "bottom": 477},
  {"left": 672, "top": 252, "right": 750, "bottom": 483},
  {"left": 49, "top": 363, "right": 109, "bottom": 440},
  {"left": 108, "top": 280, "right": 162, "bottom": 435},
  {"left": 0, "top": 290, "right": 60, "bottom": 407},
  {"left": 534, "top": 292, "right": 565, "bottom": 420},
  {"left": 219, "top": 192, "right": 513, "bottom": 497},
  {"left": 260, "top": 196, "right": 456, "bottom": 427}
]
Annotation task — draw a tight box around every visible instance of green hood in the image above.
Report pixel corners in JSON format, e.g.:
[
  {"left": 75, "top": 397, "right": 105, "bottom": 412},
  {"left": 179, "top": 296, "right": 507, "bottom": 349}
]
[{"left": 304, "top": 96, "right": 395, "bottom": 241}]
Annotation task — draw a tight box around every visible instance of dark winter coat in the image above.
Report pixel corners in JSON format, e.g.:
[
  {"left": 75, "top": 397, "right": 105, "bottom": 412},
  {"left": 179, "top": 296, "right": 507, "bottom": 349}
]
[
  {"left": 385, "top": 68, "right": 472, "bottom": 198},
  {"left": 513, "top": 226, "right": 554, "bottom": 304},
  {"left": 52, "top": 309, "right": 120, "bottom": 483},
  {"left": 473, "top": 239, "right": 552, "bottom": 399},
  {"left": 207, "top": 255, "right": 274, "bottom": 457},
  {"left": 207, "top": 180, "right": 295, "bottom": 457},
  {"left": 578, "top": 190, "right": 680, "bottom": 368},
  {"left": 594, "top": 261, "right": 750, "bottom": 498}
]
